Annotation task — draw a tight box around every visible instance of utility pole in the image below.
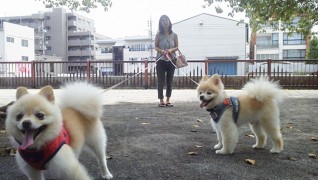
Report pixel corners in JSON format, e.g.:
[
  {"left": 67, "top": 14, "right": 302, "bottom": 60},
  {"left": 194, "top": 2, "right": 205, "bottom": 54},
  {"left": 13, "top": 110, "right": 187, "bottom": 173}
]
[
  {"left": 148, "top": 17, "right": 153, "bottom": 61},
  {"left": 39, "top": 19, "right": 46, "bottom": 60}
]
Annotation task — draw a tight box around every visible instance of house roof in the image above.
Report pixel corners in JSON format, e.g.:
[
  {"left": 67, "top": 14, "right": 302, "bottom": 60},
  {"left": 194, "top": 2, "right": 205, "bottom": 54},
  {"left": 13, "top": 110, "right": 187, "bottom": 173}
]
[{"left": 173, "top": 13, "right": 246, "bottom": 25}]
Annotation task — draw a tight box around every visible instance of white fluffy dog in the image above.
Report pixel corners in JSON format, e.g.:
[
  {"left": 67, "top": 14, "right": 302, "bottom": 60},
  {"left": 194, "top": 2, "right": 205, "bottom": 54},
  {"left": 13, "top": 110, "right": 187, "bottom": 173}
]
[
  {"left": 197, "top": 74, "right": 284, "bottom": 154},
  {"left": 6, "top": 82, "right": 113, "bottom": 179}
]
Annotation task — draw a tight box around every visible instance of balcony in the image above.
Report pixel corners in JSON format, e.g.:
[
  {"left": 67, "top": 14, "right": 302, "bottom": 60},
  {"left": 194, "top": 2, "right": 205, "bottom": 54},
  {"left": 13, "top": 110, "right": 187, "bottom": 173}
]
[
  {"left": 81, "top": 50, "right": 95, "bottom": 56},
  {"left": 256, "top": 44, "right": 279, "bottom": 49},
  {"left": 68, "top": 50, "right": 82, "bottom": 56},
  {"left": 68, "top": 20, "right": 77, "bottom": 27},
  {"left": 68, "top": 39, "right": 82, "bottom": 46},
  {"left": 68, "top": 50, "right": 95, "bottom": 57}
]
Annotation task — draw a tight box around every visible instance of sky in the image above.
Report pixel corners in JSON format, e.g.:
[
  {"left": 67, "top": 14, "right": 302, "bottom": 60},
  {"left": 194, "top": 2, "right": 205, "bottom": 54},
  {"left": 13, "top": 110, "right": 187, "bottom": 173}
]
[{"left": 0, "top": 0, "right": 247, "bottom": 38}]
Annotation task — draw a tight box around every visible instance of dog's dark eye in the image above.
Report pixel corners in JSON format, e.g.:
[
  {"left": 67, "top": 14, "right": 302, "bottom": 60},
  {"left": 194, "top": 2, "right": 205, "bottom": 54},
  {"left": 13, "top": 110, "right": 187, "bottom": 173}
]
[
  {"left": 35, "top": 112, "right": 45, "bottom": 120},
  {"left": 199, "top": 92, "right": 202, "bottom": 95},
  {"left": 207, "top": 92, "right": 212, "bottom": 95},
  {"left": 16, "top": 113, "right": 24, "bottom": 121}
]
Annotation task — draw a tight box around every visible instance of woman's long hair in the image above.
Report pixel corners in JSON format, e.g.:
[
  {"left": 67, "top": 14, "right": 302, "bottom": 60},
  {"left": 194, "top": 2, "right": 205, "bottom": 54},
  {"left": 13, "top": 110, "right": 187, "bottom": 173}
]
[{"left": 158, "top": 15, "right": 173, "bottom": 34}]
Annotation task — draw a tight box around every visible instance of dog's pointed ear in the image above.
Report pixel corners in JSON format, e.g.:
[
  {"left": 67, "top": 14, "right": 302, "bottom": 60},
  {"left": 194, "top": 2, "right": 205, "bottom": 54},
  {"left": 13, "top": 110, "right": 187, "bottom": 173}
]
[
  {"left": 200, "top": 75, "right": 209, "bottom": 82},
  {"left": 39, "top": 85, "right": 55, "bottom": 102},
  {"left": 16, "top": 87, "right": 29, "bottom": 100},
  {"left": 210, "top": 74, "right": 221, "bottom": 85}
]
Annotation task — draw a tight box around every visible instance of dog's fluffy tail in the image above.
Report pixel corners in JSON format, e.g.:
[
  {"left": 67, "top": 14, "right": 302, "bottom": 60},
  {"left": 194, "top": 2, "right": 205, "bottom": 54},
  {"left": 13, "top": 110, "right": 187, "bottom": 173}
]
[
  {"left": 58, "top": 81, "right": 103, "bottom": 120},
  {"left": 242, "top": 77, "right": 283, "bottom": 103}
]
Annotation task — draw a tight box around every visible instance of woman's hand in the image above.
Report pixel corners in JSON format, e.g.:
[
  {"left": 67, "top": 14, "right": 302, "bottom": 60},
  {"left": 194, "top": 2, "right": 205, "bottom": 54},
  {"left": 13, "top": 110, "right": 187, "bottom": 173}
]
[{"left": 167, "top": 47, "right": 178, "bottom": 54}]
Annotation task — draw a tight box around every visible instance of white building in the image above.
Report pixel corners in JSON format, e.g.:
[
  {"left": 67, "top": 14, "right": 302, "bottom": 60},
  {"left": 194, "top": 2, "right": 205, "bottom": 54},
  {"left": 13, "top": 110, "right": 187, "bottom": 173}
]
[
  {"left": 252, "top": 17, "right": 307, "bottom": 60},
  {"left": 173, "top": 13, "right": 248, "bottom": 60},
  {"left": 0, "top": 21, "right": 34, "bottom": 76},
  {"left": 173, "top": 13, "right": 248, "bottom": 75},
  {"left": 249, "top": 17, "right": 317, "bottom": 75},
  {"left": 0, "top": 21, "right": 34, "bottom": 61}
]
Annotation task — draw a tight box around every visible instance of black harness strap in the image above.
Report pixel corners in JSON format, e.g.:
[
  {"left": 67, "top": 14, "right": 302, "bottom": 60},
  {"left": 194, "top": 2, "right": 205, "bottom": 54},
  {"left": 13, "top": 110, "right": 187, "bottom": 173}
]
[{"left": 206, "top": 97, "right": 240, "bottom": 123}]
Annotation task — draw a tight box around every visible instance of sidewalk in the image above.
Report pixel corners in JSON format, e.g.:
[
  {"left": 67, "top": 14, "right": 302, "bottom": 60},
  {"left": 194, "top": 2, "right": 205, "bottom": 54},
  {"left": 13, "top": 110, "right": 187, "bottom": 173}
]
[{"left": 1, "top": 89, "right": 317, "bottom": 106}]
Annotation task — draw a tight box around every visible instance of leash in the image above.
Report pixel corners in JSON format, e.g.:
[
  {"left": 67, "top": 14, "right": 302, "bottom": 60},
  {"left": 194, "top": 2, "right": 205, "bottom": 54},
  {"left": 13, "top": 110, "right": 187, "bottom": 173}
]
[
  {"left": 165, "top": 53, "right": 199, "bottom": 85},
  {"left": 102, "top": 51, "right": 199, "bottom": 93},
  {"left": 102, "top": 54, "right": 164, "bottom": 93}
]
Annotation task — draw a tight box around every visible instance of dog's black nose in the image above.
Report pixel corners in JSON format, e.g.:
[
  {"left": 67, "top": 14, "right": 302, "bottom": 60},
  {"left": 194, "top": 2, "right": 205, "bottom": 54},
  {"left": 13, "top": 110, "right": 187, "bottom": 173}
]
[
  {"left": 200, "top": 96, "right": 204, "bottom": 100},
  {"left": 22, "top": 120, "right": 31, "bottom": 129}
]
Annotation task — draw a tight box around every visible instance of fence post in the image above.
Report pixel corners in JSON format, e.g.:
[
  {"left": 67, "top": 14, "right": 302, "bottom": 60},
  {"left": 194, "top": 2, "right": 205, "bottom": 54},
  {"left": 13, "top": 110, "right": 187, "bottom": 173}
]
[
  {"left": 31, "top": 61, "right": 36, "bottom": 88},
  {"left": 204, "top": 59, "right": 208, "bottom": 75},
  {"left": 144, "top": 60, "right": 149, "bottom": 89},
  {"left": 86, "top": 60, "right": 91, "bottom": 81},
  {"left": 267, "top": 58, "right": 272, "bottom": 79}
]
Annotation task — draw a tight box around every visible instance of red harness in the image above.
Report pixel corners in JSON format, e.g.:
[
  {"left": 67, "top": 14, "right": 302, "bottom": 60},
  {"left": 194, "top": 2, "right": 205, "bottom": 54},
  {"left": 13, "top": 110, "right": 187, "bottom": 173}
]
[{"left": 18, "top": 126, "right": 70, "bottom": 170}]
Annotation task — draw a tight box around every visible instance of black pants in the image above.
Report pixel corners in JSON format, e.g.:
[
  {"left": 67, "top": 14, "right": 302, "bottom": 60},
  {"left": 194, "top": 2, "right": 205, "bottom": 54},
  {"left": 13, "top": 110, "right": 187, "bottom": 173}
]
[{"left": 156, "top": 60, "right": 175, "bottom": 99}]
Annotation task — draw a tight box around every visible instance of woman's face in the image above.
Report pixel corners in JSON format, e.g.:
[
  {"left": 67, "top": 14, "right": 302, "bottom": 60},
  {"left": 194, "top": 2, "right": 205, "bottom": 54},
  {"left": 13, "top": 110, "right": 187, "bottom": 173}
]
[{"left": 160, "top": 17, "right": 170, "bottom": 28}]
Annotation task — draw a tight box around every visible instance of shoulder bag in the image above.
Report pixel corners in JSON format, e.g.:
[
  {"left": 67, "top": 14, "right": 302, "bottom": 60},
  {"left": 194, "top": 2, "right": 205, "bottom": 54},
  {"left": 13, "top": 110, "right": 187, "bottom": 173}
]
[{"left": 175, "top": 49, "right": 188, "bottom": 68}]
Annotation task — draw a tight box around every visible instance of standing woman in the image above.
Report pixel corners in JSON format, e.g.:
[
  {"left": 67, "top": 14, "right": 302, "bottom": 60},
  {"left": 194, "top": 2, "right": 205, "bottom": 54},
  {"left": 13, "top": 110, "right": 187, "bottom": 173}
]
[{"left": 155, "top": 15, "right": 179, "bottom": 107}]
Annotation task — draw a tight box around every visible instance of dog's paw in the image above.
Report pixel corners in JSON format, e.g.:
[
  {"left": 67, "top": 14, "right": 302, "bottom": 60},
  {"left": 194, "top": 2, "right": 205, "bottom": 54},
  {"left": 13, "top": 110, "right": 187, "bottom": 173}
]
[
  {"left": 214, "top": 143, "right": 222, "bottom": 150},
  {"left": 252, "top": 144, "right": 265, "bottom": 149},
  {"left": 215, "top": 149, "right": 232, "bottom": 155},
  {"left": 102, "top": 173, "right": 113, "bottom": 179},
  {"left": 270, "top": 147, "right": 283, "bottom": 154}
]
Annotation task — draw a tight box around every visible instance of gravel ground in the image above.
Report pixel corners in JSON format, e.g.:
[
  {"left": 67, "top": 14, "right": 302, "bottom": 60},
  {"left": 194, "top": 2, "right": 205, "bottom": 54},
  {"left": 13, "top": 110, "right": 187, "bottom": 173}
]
[{"left": 1, "top": 97, "right": 317, "bottom": 180}]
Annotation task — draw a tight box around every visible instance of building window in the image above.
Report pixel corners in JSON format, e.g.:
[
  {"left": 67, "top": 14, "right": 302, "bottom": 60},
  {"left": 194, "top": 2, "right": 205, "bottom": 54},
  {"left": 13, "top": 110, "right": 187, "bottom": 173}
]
[
  {"left": 283, "top": 33, "right": 306, "bottom": 45},
  {"left": 21, "top": 40, "right": 28, "bottom": 47},
  {"left": 283, "top": 49, "right": 306, "bottom": 60},
  {"left": 260, "top": 21, "right": 279, "bottom": 29},
  {"left": 101, "top": 47, "right": 112, "bottom": 53},
  {"left": 22, "top": 56, "right": 29, "bottom": 61},
  {"left": 6, "top": 37, "right": 14, "bottom": 43},
  {"left": 45, "top": 16, "right": 51, "bottom": 20},
  {"left": 45, "top": 26, "right": 51, "bottom": 30},
  {"left": 45, "top": 36, "right": 51, "bottom": 41},
  {"left": 46, "top": 46, "right": 52, "bottom": 51},
  {"left": 130, "top": 44, "right": 146, "bottom": 51},
  {"left": 256, "top": 34, "right": 279, "bottom": 48},
  {"left": 284, "top": 17, "right": 300, "bottom": 28},
  {"left": 256, "top": 54, "right": 279, "bottom": 60},
  {"left": 272, "top": 33, "right": 278, "bottom": 46}
]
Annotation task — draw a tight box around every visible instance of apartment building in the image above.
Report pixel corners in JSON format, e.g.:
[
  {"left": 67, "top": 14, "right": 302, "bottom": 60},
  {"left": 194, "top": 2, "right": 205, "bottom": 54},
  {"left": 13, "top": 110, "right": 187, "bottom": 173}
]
[
  {"left": 251, "top": 17, "right": 307, "bottom": 60},
  {"left": 0, "top": 21, "right": 34, "bottom": 61},
  {"left": 0, "top": 8, "right": 103, "bottom": 62},
  {"left": 0, "top": 21, "right": 34, "bottom": 76}
]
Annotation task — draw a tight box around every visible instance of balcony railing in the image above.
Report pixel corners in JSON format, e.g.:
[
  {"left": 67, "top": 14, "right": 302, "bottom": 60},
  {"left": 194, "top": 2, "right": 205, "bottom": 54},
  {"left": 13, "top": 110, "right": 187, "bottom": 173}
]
[{"left": 256, "top": 44, "right": 279, "bottom": 49}]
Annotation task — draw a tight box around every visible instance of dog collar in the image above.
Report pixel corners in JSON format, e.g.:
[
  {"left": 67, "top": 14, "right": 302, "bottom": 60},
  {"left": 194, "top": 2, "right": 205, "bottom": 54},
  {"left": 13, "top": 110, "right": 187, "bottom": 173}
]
[{"left": 206, "top": 97, "right": 240, "bottom": 123}]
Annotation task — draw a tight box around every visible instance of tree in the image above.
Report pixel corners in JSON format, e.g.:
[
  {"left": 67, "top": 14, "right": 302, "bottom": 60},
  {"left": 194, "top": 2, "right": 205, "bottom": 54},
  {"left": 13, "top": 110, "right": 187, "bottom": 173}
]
[
  {"left": 203, "top": 0, "right": 318, "bottom": 37},
  {"left": 306, "top": 36, "right": 318, "bottom": 60},
  {"left": 35, "top": 0, "right": 112, "bottom": 13}
]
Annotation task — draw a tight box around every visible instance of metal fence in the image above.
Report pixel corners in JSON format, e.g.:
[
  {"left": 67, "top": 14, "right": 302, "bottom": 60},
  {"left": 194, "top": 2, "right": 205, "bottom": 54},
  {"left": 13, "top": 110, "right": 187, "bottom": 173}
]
[{"left": 0, "top": 59, "right": 317, "bottom": 89}]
